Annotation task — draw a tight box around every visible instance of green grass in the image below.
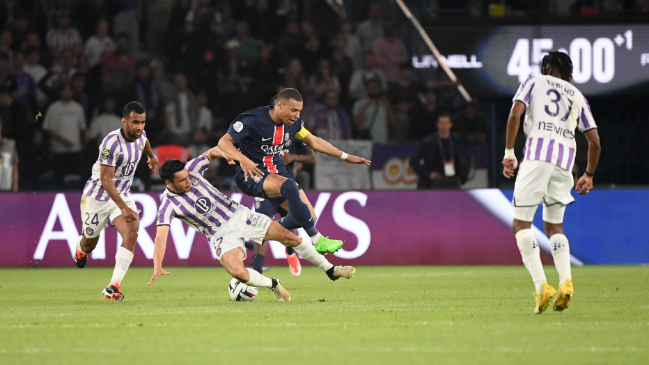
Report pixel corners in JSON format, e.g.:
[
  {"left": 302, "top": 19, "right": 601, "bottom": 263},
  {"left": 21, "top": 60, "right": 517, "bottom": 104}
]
[{"left": 0, "top": 266, "right": 648, "bottom": 364}]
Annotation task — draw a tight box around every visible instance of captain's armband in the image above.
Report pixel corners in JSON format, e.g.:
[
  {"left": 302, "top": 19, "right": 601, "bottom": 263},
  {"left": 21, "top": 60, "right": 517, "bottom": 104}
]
[{"left": 294, "top": 126, "right": 310, "bottom": 140}]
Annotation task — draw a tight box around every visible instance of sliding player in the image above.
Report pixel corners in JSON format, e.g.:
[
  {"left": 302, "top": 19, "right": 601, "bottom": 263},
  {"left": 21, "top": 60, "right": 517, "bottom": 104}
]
[
  {"left": 503, "top": 51, "right": 601, "bottom": 313},
  {"left": 148, "top": 148, "right": 355, "bottom": 301},
  {"left": 218, "top": 88, "right": 370, "bottom": 255},
  {"left": 74, "top": 101, "right": 159, "bottom": 301}
]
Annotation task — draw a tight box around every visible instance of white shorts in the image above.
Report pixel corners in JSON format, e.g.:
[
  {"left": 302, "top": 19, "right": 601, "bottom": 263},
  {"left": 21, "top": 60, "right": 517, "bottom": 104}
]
[
  {"left": 80, "top": 194, "right": 137, "bottom": 238},
  {"left": 512, "top": 160, "right": 574, "bottom": 223},
  {"left": 210, "top": 207, "right": 272, "bottom": 261}
]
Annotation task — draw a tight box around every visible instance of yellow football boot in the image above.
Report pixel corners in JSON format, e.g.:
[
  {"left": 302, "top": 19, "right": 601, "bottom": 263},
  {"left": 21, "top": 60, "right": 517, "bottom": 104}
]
[
  {"left": 533, "top": 282, "right": 557, "bottom": 314},
  {"left": 553, "top": 279, "right": 574, "bottom": 312}
]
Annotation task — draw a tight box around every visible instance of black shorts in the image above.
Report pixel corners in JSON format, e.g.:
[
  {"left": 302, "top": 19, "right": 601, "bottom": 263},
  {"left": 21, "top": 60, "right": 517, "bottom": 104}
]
[{"left": 234, "top": 166, "right": 300, "bottom": 208}]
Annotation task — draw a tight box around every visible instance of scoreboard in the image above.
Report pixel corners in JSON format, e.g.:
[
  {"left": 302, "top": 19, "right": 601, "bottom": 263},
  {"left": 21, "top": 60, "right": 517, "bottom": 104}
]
[{"left": 414, "top": 25, "right": 649, "bottom": 96}]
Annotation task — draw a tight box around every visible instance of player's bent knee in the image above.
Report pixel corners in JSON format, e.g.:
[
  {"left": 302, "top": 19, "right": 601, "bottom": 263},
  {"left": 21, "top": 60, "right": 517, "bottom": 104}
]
[{"left": 228, "top": 266, "right": 249, "bottom": 282}]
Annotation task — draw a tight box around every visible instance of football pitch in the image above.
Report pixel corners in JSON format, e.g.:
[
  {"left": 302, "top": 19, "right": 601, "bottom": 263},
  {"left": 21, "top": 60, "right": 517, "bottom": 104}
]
[{"left": 0, "top": 266, "right": 647, "bottom": 364}]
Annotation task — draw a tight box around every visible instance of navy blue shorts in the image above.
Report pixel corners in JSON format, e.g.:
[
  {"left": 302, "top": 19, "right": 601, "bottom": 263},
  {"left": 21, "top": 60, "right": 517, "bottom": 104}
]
[{"left": 234, "top": 166, "right": 299, "bottom": 208}]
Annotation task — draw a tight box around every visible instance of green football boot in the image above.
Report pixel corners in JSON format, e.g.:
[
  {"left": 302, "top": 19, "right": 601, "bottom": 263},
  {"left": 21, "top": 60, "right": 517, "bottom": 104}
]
[{"left": 314, "top": 236, "right": 343, "bottom": 254}]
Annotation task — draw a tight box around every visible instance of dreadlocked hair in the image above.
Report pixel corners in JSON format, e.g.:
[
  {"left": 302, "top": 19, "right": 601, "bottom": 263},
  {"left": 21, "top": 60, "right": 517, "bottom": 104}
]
[{"left": 541, "top": 51, "right": 573, "bottom": 82}]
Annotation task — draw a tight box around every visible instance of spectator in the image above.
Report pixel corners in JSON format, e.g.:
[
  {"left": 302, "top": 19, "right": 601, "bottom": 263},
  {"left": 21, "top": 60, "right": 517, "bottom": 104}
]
[
  {"left": 282, "top": 58, "right": 308, "bottom": 93},
  {"left": 300, "top": 34, "right": 328, "bottom": 76},
  {"left": 151, "top": 60, "right": 175, "bottom": 106},
  {"left": 348, "top": 53, "right": 388, "bottom": 100},
  {"left": 0, "top": 31, "right": 13, "bottom": 69},
  {"left": 165, "top": 73, "right": 198, "bottom": 146},
  {"left": 40, "top": 49, "right": 77, "bottom": 101},
  {"left": 219, "top": 2, "right": 237, "bottom": 41},
  {"left": 373, "top": 21, "right": 408, "bottom": 83},
  {"left": 276, "top": 21, "right": 301, "bottom": 65},
  {"left": 0, "top": 51, "right": 16, "bottom": 89},
  {"left": 337, "top": 20, "right": 362, "bottom": 71},
  {"left": 20, "top": 32, "right": 43, "bottom": 53},
  {"left": 235, "top": 21, "right": 258, "bottom": 62},
  {"left": 392, "top": 100, "right": 414, "bottom": 141},
  {"left": 19, "top": 129, "right": 54, "bottom": 190},
  {"left": 0, "top": 123, "right": 19, "bottom": 191},
  {"left": 46, "top": 10, "right": 83, "bottom": 60},
  {"left": 10, "top": 13, "right": 30, "bottom": 53},
  {"left": 89, "top": 69, "right": 118, "bottom": 118},
  {"left": 71, "top": 73, "right": 90, "bottom": 120},
  {"left": 71, "top": 41, "right": 89, "bottom": 74},
  {"left": 308, "top": 59, "right": 340, "bottom": 103},
  {"left": 356, "top": 4, "right": 384, "bottom": 52},
  {"left": 130, "top": 60, "right": 163, "bottom": 142},
  {"left": 113, "top": 0, "right": 142, "bottom": 52},
  {"left": 250, "top": 43, "right": 281, "bottom": 89},
  {"left": 409, "top": 88, "right": 440, "bottom": 140},
  {"left": 186, "top": 0, "right": 221, "bottom": 29},
  {"left": 352, "top": 79, "right": 394, "bottom": 143},
  {"left": 10, "top": 51, "right": 36, "bottom": 112},
  {"left": 89, "top": 97, "right": 122, "bottom": 143},
  {"left": 42, "top": 83, "right": 88, "bottom": 183},
  {"left": 112, "top": 50, "right": 136, "bottom": 90},
  {"left": 103, "top": 33, "right": 136, "bottom": 70},
  {"left": 309, "top": 90, "right": 351, "bottom": 140},
  {"left": 0, "top": 85, "right": 29, "bottom": 154},
  {"left": 220, "top": 39, "right": 245, "bottom": 94},
  {"left": 84, "top": 19, "right": 115, "bottom": 69},
  {"left": 196, "top": 90, "right": 213, "bottom": 132},
  {"left": 410, "top": 113, "right": 471, "bottom": 189},
  {"left": 23, "top": 47, "right": 48, "bottom": 108},
  {"left": 329, "top": 35, "right": 354, "bottom": 99},
  {"left": 452, "top": 103, "right": 490, "bottom": 144},
  {"left": 189, "top": 128, "right": 210, "bottom": 159},
  {"left": 388, "top": 62, "right": 424, "bottom": 105}
]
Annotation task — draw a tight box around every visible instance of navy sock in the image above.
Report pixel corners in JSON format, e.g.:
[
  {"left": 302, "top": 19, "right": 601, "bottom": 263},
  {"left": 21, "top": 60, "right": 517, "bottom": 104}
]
[
  {"left": 279, "top": 214, "right": 301, "bottom": 230},
  {"left": 286, "top": 246, "right": 295, "bottom": 256},
  {"left": 280, "top": 180, "right": 318, "bottom": 234},
  {"left": 253, "top": 254, "right": 265, "bottom": 274}
]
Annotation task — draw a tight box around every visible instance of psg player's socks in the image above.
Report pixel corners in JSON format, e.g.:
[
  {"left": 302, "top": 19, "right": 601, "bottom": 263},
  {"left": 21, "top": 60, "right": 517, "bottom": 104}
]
[
  {"left": 76, "top": 236, "right": 85, "bottom": 253},
  {"left": 515, "top": 229, "right": 546, "bottom": 294},
  {"left": 253, "top": 254, "right": 265, "bottom": 274},
  {"left": 279, "top": 180, "right": 318, "bottom": 234},
  {"left": 293, "top": 241, "right": 333, "bottom": 271},
  {"left": 549, "top": 234, "right": 572, "bottom": 286},
  {"left": 278, "top": 214, "right": 301, "bottom": 230},
  {"left": 245, "top": 268, "right": 273, "bottom": 288},
  {"left": 110, "top": 246, "right": 134, "bottom": 285},
  {"left": 286, "top": 246, "right": 295, "bottom": 256}
]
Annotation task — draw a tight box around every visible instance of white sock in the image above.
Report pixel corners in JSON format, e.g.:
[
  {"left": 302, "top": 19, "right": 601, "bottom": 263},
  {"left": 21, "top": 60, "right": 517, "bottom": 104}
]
[
  {"left": 293, "top": 241, "right": 334, "bottom": 271},
  {"left": 245, "top": 268, "right": 273, "bottom": 288},
  {"left": 310, "top": 232, "right": 322, "bottom": 244},
  {"left": 110, "top": 247, "right": 134, "bottom": 285},
  {"left": 76, "top": 236, "right": 84, "bottom": 253},
  {"left": 550, "top": 233, "right": 572, "bottom": 286},
  {"left": 515, "top": 229, "right": 546, "bottom": 294}
]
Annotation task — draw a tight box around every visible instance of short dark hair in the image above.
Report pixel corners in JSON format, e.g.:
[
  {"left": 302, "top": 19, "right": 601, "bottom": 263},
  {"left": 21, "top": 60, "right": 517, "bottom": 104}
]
[
  {"left": 159, "top": 159, "right": 186, "bottom": 182},
  {"left": 123, "top": 101, "right": 145, "bottom": 117},
  {"left": 438, "top": 112, "right": 451, "bottom": 122},
  {"left": 277, "top": 88, "right": 303, "bottom": 104}
]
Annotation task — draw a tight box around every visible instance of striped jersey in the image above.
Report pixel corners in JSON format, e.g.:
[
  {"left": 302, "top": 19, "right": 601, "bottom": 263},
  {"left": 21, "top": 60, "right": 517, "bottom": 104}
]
[
  {"left": 83, "top": 129, "right": 147, "bottom": 201},
  {"left": 227, "top": 106, "right": 309, "bottom": 175},
  {"left": 157, "top": 155, "right": 240, "bottom": 241},
  {"left": 513, "top": 75, "right": 597, "bottom": 172}
]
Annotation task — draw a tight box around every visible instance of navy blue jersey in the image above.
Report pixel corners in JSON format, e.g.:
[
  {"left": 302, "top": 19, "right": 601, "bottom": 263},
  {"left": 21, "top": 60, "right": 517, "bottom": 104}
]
[
  {"left": 284, "top": 135, "right": 311, "bottom": 177},
  {"left": 227, "top": 106, "right": 308, "bottom": 175}
]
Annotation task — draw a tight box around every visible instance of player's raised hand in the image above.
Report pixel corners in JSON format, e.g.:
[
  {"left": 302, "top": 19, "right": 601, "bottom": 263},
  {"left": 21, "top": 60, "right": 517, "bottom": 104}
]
[
  {"left": 345, "top": 155, "right": 371, "bottom": 165},
  {"left": 240, "top": 157, "right": 264, "bottom": 181},
  {"left": 147, "top": 155, "right": 159, "bottom": 170},
  {"left": 576, "top": 174, "right": 593, "bottom": 195},
  {"left": 502, "top": 158, "right": 518, "bottom": 178},
  {"left": 121, "top": 205, "right": 139, "bottom": 223},
  {"left": 148, "top": 267, "right": 170, "bottom": 286}
]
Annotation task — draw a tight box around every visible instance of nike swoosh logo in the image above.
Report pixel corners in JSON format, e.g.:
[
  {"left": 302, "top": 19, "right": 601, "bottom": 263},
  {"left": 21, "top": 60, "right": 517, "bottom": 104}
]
[{"left": 262, "top": 137, "right": 272, "bottom": 141}]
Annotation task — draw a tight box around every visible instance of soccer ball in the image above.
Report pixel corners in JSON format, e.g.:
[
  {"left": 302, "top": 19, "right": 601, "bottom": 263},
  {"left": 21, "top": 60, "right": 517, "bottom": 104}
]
[{"left": 228, "top": 278, "right": 258, "bottom": 301}]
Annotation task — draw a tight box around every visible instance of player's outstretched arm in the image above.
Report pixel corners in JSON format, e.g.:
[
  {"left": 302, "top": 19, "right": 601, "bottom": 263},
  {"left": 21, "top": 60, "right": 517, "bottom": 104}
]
[
  {"left": 100, "top": 165, "right": 138, "bottom": 223},
  {"left": 143, "top": 139, "right": 159, "bottom": 170},
  {"left": 301, "top": 132, "right": 371, "bottom": 165},
  {"left": 503, "top": 101, "right": 525, "bottom": 178},
  {"left": 149, "top": 225, "right": 171, "bottom": 286},
  {"left": 576, "top": 129, "right": 601, "bottom": 195},
  {"left": 202, "top": 146, "right": 235, "bottom": 165},
  {"left": 218, "top": 133, "right": 264, "bottom": 181}
]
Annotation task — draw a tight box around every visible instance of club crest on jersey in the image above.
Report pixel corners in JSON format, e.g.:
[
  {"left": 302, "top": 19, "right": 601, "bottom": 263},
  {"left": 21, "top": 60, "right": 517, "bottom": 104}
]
[
  {"left": 139, "top": 143, "right": 144, "bottom": 151},
  {"left": 85, "top": 227, "right": 94, "bottom": 235},
  {"left": 191, "top": 177, "right": 199, "bottom": 187},
  {"left": 233, "top": 121, "right": 243, "bottom": 133},
  {"left": 194, "top": 196, "right": 214, "bottom": 215},
  {"left": 285, "top": 133, "right": 289, "bottom": 142}
]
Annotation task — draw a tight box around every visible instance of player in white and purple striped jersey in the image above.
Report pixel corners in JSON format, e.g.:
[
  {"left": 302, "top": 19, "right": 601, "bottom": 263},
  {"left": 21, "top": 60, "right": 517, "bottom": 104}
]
[
  {"left": 74, "top": 102, "right": 160, "bottom": 302},
  {"left": 148, "top": 147, "right": 356, "bottom": 301},
  {"left": 503, "top": 51, "right": 601, "bottom": 314}
]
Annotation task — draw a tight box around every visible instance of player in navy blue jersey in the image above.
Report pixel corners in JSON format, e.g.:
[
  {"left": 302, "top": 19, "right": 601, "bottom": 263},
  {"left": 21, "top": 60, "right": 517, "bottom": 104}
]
[
  {"left": 252, "top": 134, "right": 316, "bottom": 276},
  {"left": 218, "top": 88, "right": 371, "bottom": 255}
]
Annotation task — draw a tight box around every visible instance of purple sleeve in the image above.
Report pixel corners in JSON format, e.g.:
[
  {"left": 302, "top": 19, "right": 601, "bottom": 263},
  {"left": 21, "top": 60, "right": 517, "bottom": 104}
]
[
  {"left": 99, "top": 134, "right": 120, "bottom": 166},
  {"left": 512, "top": 76, "right": 535, "bottom": 107},
  {"left": 185, "top": 155, "right": 210, "bottom": 175}
]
